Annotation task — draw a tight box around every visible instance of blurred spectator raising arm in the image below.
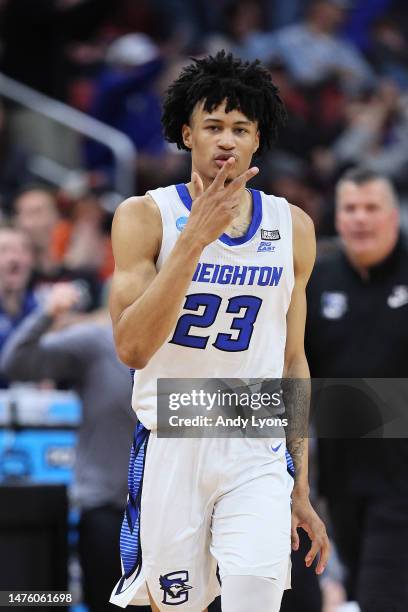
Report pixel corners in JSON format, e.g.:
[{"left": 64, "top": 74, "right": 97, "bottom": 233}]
[{"left": 0, "top": 282, "right": 137, "bottom": 612}]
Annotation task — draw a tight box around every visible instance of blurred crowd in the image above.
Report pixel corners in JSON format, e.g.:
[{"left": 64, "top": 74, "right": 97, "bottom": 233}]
[
  {"left": 0, "top": 0, "right": 406, "bottom": 354},
  {"left": 0, "top": 0, "right": 405, "bottom": 317},
  {"left": 0, "top": 1, "right": 408, "bottom": 611},
  {"left": 0, "top": 0, "right": 407, "bottom": 232}
]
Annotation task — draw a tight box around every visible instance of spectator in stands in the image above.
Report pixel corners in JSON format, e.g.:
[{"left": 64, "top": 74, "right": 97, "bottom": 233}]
[
  {"left": 13, "top": 185, "right": 59, "bottom": 276},
  {"left": 204, "top": 0, "right": 265, "bottom": 59},
  {"left": 368, "top": 16, "right": 408, "bottom": 89},
  {"left": 246, "top": 0, "right": 375, "bottom": 93},
  {"left": 312, "top": 80, "right": 408, "bottom": 188},
  {"left": 58, "top": 190, "right": 114, "bottom": 281},
  {"left": 13, "top": 185, "right": 102, "bottom": 309},
  {"left": 0, "top": 224, "right": 37, "bottom": 387},
  {"left": 305, "top": 168, "right": 408, "bottom": 611},
  {"left": 84, "top": 33, "right": 164, "bottom": 174},
  {"left": 84, "top": 33, "right": 188, "bottom": 194},
  {"left": 0, "top": 282, "right": 143, "bottom": 611}
]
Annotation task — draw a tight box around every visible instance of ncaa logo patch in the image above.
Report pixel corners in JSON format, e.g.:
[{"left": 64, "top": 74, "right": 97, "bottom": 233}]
[
  {"left": 159, "top": 570, "right": 192, "bottom": 605},
  {"left": 257, "top": 241, "right": 275, "bottom": 252},
  {"left": 176, "top": 216, "right": 188, "bottom": 232}
]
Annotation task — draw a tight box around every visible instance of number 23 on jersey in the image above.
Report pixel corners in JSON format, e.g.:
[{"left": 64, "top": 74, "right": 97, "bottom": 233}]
[{"left": 170, "top": 292, "right": 263, "bottom": 352}]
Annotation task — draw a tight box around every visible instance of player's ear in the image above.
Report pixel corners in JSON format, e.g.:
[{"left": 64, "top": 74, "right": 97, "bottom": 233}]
[
  {"left": 253, "top": 130, "right": 260, "bottom": 154},
  {"left": 182, "top": 124, "right": 192, "bottom": 150}
]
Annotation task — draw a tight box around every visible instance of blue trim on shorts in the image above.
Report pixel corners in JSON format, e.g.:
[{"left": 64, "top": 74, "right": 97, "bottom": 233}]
[
  {"left": 117, "top": 421, "right": 150, "bottom": 588},
  {"left": 286, "top": 448, "right": 295, "bottom": 478}
]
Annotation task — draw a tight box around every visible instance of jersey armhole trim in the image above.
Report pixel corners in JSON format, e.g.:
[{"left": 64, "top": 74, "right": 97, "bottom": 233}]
[{"left": 146, "top": 189, "right": 166, "bottom": 268}]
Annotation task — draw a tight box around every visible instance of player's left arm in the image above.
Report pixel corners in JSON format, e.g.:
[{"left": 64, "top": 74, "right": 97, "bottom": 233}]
[{"left": 283, "top": 205, "right": 329, "bottom": 575}]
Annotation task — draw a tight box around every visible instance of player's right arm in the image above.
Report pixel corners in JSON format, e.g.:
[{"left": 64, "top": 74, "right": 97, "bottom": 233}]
[
  {"left": 109, "top": 157, "right": 258, "bottom": 369},
  {"left": 109, "top": 193, "right": 202, "bottom": 369}
]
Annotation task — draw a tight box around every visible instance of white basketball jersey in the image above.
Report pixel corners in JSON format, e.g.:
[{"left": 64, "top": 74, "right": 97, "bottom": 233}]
[{"left": 131, "top": 183, "right": 294, "bottom": 429}]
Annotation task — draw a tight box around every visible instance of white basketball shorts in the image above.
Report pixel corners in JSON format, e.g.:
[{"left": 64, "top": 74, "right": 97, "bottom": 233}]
[{"left": 110, "top": 423, "right": 293, "bottom": 610}]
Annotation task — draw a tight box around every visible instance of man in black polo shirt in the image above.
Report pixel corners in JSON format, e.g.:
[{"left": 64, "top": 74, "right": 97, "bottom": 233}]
[{"left": 306, "top": 167, "right": 408, "bottom": 612}]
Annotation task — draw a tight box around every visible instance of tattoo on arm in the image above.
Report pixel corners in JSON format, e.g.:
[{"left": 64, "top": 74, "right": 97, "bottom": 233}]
[{"left": 282, "top": 377, "right": 310, "bottom": 479}]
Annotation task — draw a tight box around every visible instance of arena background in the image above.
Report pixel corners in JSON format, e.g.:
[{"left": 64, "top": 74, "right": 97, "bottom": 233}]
[{"left": 0, "top": 1, "right": 407, "bottom": 610}]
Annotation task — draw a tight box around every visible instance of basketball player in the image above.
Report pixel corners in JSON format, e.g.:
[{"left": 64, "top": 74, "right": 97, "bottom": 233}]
[{"left": 109, "top": 52, "right": 329, "bottom": 611}]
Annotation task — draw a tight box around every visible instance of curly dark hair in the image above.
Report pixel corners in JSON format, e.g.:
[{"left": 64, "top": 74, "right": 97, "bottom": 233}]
[{"left": 162, "top": 50, "right": 287, "bottom": 154}]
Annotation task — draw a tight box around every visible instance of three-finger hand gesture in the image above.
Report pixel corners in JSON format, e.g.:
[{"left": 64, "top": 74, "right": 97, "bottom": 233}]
[{"left": 185, "top": 158, "right": 258, "bottom": 247}]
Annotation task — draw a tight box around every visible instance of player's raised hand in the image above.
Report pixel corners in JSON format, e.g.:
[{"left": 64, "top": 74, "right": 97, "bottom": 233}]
[
  {"left": 185, "top": 157, "right": 258, "bottom": 247},
  {"left": 191, "top": 170, "right": 204, "bottom": 199}
]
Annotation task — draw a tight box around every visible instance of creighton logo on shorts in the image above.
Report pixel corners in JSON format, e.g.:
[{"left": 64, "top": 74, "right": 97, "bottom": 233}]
[{"left": 159, "top": 571, "right": 192, "bottom": 605}]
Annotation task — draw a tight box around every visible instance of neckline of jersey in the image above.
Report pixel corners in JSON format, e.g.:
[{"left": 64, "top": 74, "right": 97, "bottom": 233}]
[{"left": 175, "top": 183, "right": 262, "bottom": 246}]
